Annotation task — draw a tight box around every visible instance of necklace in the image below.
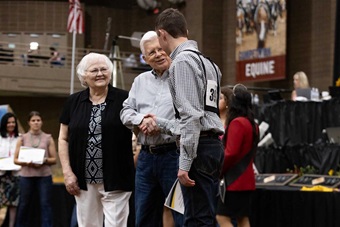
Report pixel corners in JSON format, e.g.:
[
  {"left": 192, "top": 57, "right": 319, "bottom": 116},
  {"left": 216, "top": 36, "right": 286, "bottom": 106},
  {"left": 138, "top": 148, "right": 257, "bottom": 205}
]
[{"left": 30, "top": 132, "right": 41, "bottom": 148}]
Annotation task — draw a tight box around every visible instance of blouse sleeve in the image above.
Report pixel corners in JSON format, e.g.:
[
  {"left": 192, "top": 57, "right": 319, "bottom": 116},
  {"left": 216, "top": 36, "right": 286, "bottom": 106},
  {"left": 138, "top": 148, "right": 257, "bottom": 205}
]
[{"left": 221, "top": 119, "right": 246, "bottom": 174}]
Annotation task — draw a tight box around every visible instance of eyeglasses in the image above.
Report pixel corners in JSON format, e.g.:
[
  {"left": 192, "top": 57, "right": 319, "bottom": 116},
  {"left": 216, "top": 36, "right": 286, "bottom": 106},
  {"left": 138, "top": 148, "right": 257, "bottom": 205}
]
[
  {"left": 146, "top": 48, "right": 165, "bottom": 57},
  {"left": 86, "top": 67, "right": 109, "bottom": 76}
]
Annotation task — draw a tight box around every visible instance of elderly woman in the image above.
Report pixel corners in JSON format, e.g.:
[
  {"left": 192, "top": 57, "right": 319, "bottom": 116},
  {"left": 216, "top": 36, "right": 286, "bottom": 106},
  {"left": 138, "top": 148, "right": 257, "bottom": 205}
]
[{"left": 58, "top": 53, "right": 134, "bottom": 226}]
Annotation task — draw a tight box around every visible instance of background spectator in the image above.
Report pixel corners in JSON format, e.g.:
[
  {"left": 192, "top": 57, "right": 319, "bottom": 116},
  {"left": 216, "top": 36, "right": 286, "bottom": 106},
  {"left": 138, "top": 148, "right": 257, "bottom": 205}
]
[{"left": 14, "top": 111, "right": 57, "bottom": 226}]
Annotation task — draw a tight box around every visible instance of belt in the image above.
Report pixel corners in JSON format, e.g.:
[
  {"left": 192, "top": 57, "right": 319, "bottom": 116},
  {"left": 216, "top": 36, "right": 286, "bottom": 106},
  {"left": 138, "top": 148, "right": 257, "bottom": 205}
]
[
  {"left": 200, "top": 130, "right": 219, "bottom": 138},
  {"left": 141, "top": 142, "right": 178, "bottom": 154}
]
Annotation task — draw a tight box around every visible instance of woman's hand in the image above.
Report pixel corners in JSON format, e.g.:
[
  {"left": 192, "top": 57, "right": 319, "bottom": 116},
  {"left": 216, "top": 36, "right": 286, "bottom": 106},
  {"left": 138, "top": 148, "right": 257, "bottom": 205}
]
[
  {"left": 27, "top": 162, "right": 43, "bottom": 168},
  {"left": 64, "top": 171, "right": 80, "bottom": 196}
]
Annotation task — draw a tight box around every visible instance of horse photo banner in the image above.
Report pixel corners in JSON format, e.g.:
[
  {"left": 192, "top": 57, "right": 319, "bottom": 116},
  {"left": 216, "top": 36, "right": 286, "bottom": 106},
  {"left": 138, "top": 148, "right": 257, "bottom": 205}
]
[{"left": 236, "top": 0, "right": 287, "bottom": 82}]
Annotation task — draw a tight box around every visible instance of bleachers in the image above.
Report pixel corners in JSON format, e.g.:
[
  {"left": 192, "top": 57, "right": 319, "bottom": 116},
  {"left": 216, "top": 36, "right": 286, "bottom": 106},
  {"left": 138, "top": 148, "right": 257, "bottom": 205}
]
[{"left": 0, "top": 42, "right": 149, "bottom": 96}]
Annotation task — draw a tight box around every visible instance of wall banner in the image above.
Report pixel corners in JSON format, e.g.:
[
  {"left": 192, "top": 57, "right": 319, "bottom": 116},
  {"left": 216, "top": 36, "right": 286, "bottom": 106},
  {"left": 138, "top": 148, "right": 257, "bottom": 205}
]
[{"left": 236, "top": 0, "right": 287, "bottom": 82}]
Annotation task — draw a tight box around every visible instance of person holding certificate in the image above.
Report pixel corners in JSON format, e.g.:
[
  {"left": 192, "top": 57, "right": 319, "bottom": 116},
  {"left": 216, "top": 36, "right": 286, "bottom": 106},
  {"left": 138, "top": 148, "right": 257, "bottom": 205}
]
[
  {"left": 13, "top": 111, "right": 57, "bottom": 226},
  {"left": 0, "top": 112, "right": 20, "bottom": 227},
  {"left": 155, "top": 8, "right": 224, "bottom": 226}
]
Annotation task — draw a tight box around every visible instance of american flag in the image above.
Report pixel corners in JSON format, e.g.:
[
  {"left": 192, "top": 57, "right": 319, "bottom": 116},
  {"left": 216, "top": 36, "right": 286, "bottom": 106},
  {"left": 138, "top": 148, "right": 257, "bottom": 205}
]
[{"left": 67, "top": 0, "right": 84, "bottom": 34}]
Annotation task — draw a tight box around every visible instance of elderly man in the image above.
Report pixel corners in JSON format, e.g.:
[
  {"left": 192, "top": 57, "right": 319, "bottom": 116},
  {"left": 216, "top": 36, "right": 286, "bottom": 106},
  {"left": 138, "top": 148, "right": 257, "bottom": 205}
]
[{"left": 120, "top": 31, "right": 183, "bottom": 227}]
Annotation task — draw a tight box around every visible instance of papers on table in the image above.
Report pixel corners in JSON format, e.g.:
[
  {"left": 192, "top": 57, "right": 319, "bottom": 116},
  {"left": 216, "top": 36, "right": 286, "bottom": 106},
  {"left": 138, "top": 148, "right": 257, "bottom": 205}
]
[
  {"left": 0, "top": 157, "right": 21, "bottom": 171},
  {"left": 164, "top": 178, "right": 184, "bottom": 214},
  {"left": 18, "top": 146, "right": 45, "bottom": 164}
]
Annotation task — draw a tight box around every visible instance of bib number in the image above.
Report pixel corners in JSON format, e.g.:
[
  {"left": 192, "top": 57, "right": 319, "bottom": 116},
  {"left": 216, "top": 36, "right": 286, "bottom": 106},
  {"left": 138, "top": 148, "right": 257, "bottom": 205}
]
[{"left": 206, "top": 80, "right": 218, "bottom": 108}]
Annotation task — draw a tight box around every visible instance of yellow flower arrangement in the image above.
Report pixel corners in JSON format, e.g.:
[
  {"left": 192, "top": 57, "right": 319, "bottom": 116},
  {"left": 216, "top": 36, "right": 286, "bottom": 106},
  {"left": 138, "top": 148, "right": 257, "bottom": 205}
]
[
  {"left": 328, "top": 169, "right": 334, "bottom": 176},
  {"left": 336, "top": 78, "right": 340, "bottom": 87}
]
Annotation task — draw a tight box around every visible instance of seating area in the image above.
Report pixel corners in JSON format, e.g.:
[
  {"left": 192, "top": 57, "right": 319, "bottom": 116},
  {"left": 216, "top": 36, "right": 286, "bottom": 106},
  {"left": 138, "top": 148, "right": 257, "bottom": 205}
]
[
  {"left": 0, "top": 42, "right": 143, "bottom": 70},
  {"left": 0, "top": 42, "right": 151, "bottom": 96},
  {"left": 0, "top": 48, "right": 14, "bottom": 63}
]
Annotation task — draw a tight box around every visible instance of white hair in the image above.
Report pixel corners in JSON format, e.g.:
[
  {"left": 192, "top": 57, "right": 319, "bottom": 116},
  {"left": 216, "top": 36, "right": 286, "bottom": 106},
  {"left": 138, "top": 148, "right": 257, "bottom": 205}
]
[
  {"left": 140, "top": 31, "right": 158, "bottom": 55},
  {"left": 76, "top": 52, "right": 113, "bottom": 87}
]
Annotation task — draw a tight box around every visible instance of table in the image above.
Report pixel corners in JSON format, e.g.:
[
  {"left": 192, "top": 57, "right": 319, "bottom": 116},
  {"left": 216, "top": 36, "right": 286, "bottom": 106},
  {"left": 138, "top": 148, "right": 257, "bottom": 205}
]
[
  {"left": 251, "top": 186, "right": 340, "bottom": 227},
  {"left": 252, "top": 99, "right": 340, "bottom": 226}
]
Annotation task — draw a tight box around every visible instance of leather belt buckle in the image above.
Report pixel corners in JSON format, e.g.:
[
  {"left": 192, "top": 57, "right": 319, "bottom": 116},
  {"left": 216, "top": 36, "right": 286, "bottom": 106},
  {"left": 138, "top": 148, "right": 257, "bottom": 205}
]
[
  {"left": 142, "top": 142, "right": 177, "bottom": 155},
  {"left": 148, "top": 145, "right": 157, "bottom": 154}
]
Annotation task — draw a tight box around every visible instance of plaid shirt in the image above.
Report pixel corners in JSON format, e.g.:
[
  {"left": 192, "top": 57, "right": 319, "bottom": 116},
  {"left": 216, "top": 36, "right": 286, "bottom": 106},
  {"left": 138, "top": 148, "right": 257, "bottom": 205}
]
[{"left": 157, "top": 40, "right": 224, "bottom": 171}]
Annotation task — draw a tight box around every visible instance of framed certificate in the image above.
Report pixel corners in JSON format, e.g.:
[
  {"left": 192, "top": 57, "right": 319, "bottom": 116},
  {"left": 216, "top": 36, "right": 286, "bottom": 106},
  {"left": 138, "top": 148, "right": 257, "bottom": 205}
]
[
  {"left": 256, "top": 173, "right": 298, "bottom": 187},
  {"left": 18, "top": 146, "right": 45, "bottom": 164},
  {"left": 289, "top": 174, "right": 340, "bottom": 188}
]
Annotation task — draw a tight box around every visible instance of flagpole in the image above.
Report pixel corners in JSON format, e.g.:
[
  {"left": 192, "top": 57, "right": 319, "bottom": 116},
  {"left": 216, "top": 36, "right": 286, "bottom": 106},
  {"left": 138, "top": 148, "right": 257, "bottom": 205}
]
[
  {"left": 70, "top": 1, "right": 77, "bottom": 95},
  {"left": 70, "top": 31, "right": 76, "bottom": 94}
]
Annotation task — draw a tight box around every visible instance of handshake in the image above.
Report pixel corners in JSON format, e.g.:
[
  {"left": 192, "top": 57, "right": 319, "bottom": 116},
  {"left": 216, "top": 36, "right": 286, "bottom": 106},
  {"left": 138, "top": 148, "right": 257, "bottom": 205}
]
[{"left": 138, "top": 114, "right": 160, "bottom": 136}]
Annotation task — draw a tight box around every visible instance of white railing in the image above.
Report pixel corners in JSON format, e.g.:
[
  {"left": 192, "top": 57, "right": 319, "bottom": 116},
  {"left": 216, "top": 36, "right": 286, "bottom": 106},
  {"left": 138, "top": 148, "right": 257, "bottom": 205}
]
[
  {"left": 0, "top": 42, "right": 147, "bottom": 70},
  {"left": 0, "top": 42, "right": 152, "bottom": 95}
]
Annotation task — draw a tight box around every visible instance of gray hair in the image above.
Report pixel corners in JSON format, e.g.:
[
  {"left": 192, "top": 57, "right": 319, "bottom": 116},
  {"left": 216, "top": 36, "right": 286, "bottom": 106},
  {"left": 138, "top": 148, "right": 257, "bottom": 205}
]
[
  {"left": 76, "top": 52, "right": 113, "bottom": 87},
  {"left": 140, "top": 31, "right": 158, "bottom": 55}
]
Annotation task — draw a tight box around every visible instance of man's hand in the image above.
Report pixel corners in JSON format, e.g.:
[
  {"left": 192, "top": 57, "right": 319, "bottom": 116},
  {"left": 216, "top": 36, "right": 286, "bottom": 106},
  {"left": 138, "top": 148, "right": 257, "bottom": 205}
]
[
  {"left": 139, "top": 114, "right": 160, "bottom": 135},
  {"left": 178, "top": 169, "right": 195, "bottom": 187}
]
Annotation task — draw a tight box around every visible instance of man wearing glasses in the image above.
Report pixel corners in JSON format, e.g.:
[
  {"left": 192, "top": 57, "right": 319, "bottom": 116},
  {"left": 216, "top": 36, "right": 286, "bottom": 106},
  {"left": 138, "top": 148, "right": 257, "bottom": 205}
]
[{"left": 120, "top": 31, "right": 183, "bottom": 227}]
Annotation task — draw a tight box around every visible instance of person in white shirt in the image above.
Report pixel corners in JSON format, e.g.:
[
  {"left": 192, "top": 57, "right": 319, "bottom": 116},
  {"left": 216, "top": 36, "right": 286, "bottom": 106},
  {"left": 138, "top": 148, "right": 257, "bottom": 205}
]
[
  {"left": 120, "top": 31, "right": 183, "bottom": 227},
  {"left": 0, "top": 112, "right": 20, "bottom": 227}
]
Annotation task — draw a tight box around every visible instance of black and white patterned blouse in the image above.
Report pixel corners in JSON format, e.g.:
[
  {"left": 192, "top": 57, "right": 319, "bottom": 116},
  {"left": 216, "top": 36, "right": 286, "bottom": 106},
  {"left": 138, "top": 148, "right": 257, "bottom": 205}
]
[{"left": 85, "top": 102, "right": 106, "bottom": 184}]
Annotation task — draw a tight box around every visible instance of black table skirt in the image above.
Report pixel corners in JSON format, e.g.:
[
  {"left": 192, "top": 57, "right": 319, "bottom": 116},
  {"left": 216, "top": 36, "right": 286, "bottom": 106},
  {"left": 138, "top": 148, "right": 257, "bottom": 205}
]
[
  {"left": 255, "top": 98, "right": 340, "bottom": 146},
  {"left": 255, "top": 144, "right": 340, "bottom": 175},
  {"left": 251, "top": 187, "right": 340, "bottom": 227}
]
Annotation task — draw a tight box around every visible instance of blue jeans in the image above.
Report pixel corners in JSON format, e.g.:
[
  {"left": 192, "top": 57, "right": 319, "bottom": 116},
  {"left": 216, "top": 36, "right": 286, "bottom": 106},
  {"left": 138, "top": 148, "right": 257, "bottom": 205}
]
[
  {"left": 180, "top": 137, "right": 224, "bottom": 227},
  {"left": 16, "top": 176, "right": 53, "bottom": 227},
  {"left": 70, "top": 203, "right": 77, "bottom": 227},
  {"left": 135, "top": 148, "right": 183, "bottom": 227}
]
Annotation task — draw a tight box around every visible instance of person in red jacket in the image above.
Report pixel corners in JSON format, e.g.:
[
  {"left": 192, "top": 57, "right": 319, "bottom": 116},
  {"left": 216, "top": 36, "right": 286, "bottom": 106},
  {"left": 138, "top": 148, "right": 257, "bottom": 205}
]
[{"left": 216, "top": 84, "right": 259, "bottom": 227}]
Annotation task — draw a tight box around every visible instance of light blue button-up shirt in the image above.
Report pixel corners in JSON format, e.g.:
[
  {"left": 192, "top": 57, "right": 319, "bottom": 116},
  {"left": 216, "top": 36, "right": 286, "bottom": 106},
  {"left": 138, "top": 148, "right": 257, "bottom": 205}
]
[{"left": 120, "top": 70, "right": 176, "bottom": 145}]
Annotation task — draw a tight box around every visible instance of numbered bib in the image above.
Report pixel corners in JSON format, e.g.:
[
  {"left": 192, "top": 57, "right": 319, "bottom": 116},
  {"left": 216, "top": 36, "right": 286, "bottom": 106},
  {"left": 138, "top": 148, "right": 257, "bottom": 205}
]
[{"left": 205, "top": 80, "right": 218, "bottom": 109}]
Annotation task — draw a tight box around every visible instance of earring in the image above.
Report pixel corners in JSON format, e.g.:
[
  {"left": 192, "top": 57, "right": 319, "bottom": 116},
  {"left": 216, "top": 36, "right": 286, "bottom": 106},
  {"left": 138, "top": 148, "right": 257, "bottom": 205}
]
[{"left": 226, "top": 106, "right": 228, "bottom": 109}]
